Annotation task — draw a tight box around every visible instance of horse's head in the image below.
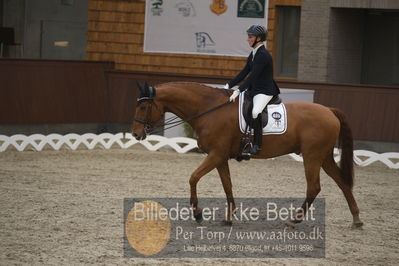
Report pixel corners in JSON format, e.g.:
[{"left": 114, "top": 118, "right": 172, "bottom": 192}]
[{"left": 132, "top": 82, "right": 164, "bottom": 140}]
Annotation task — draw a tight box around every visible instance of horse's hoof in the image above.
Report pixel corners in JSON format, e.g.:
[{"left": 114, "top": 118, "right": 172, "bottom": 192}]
[
  {"left": 221, "top": 220, "right": 233, "bottom": 226},
  {"left": 351, "top": 221, "right": 364, "bottom": 229},
  {"left": 194, "top": 211, "right": 203, "bottom": 223}
]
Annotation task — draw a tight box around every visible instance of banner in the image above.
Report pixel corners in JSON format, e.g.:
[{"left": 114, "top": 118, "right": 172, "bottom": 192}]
[
  {"left": 124, "top": 198, "right": 326, "bottom": 258},
  {"left": 144, "top": 0, "right": 268, "bottom": 57}
]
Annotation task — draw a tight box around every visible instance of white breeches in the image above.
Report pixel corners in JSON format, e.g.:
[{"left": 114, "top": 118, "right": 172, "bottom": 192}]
[{"left": 252, "top": 94, "right": 273, "bottom": 119}]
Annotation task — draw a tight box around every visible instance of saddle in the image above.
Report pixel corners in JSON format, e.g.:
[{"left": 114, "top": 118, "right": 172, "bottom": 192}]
[
  {"left": 242, "top": 92, "right": 282, "bottom": 127},
  {"left": 236, "top": 92, "right": 283, "bottom": 162}
]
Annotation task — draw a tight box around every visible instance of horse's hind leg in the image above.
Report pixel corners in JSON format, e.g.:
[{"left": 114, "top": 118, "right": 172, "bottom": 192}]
[
  {"left": 287, "top": 155, "right": 322, "bottom": 227},
  {"left": 216, "top": 161, "right": 236, "bottom": 226},
  {"left": 322, "top": 153, "right": 363, "bottom": 228}
]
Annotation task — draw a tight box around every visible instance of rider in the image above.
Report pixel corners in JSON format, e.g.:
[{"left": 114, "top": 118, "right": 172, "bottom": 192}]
[{"left": 224, "top": 24, "right": 280, "bottom": 155}]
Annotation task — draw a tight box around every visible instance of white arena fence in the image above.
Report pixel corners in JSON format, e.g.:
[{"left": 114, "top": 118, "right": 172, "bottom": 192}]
[{"left": 0, "top": 133, "right": 398, "bottom": 169}]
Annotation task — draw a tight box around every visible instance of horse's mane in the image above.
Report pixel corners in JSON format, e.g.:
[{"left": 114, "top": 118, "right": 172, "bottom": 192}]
[{"left": 157, "top": 82, "right": 232, "bottom": 97}]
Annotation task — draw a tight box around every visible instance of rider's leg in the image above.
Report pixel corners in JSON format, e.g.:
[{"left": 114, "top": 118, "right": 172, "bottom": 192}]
[
  {"left": 250, "top": 114, "right": 262, "bottom": 154},
  {"left": 251, "top": 94, "right": 273, "bottom": 155},
  {"left": 252, "top": 94, "right": 273, "bottom": 119}
]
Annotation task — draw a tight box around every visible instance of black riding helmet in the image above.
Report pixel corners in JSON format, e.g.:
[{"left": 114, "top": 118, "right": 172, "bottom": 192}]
[{"left": 247, "top": 24, "right": 267, "bottom": 43}]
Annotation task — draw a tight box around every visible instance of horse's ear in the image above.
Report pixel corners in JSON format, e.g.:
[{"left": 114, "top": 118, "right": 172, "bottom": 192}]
[
  {"left": 144, "top": 81, "right": 156, "bottom": 98},
  {"left": 136, "top": 81, "right": 145, "bottom": 96},
  {"left": 144, "top": 82, "right": 150, "bottom": 93},
  {"left": 137, "top": 81, "right": 155, "bottom": 98},
  {"left": 150, "top": 86, "right": 156, "bottom": 97}
]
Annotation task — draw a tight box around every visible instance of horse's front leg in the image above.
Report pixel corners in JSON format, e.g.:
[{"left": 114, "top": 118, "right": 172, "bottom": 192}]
[
  {"left": 189, "top": 152, "right": 224, "bottom": 223},
  {"left": 216, "top": 160, "right": 236, "bottom": 226}
]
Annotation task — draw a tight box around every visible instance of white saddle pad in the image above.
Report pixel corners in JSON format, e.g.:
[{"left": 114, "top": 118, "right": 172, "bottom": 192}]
[{"left": 238, "top": 93, "right": 287, "bottom": 135}]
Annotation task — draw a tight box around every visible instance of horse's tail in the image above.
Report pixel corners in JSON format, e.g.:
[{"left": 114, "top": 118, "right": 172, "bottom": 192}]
[{"left": 330, "top": 108, "right": 354, "bottom": 189}]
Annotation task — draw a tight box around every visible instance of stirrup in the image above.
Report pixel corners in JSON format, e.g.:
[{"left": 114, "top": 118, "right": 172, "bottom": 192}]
[{"left": 241, "top": 142, "right": 253, "bottom": 156}]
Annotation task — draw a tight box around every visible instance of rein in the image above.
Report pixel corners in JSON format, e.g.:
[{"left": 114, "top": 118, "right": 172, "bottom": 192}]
[{"left": 133, "top": 98, "right": 231, "bottom": 135}]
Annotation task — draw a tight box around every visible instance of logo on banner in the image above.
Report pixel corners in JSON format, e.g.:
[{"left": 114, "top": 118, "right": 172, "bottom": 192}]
[
  {"left": 175, "top": 0, "right": 196, "bottom": 17},
  {"left": 238, "top": 0, "right": 265, "bottom": 18},
  {"left": 195, "top": 32, "right": 216, "bottom": 53},
  {"left": 210, "top": 0, "right": 228, "bottom": 15},
  {"left": 151, "top": 0, "right": 163, "bottom": 16}
]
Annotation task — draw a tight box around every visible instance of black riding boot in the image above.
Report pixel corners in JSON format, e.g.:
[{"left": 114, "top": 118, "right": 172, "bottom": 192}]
[{"left": 250, "top": 114, "right": 262, "bottom": 155}]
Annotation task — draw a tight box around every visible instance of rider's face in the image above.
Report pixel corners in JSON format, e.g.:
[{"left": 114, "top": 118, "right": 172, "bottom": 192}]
[{"left": 247, "top": 35, "right": 257, "bottom": 47}]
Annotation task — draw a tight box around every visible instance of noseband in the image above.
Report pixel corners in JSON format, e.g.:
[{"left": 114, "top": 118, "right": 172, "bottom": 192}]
[{"left": 132, "top": 96, "right": 164, "bottom": 135}]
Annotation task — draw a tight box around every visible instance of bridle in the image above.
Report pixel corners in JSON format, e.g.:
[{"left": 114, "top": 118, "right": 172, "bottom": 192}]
[
  {"left": 132, "top": 97, "right": 165, "bottom": 136},
  {"left": 132, "top": 95, "right": 231, "bottom": 135}
]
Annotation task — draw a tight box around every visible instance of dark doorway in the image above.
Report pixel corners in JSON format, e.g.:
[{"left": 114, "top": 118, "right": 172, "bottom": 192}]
[
  {"left": 2, "top": 0, "right": 89, "bottom": 59},
  {"left": 40, "top": 20, "right": 87, "bottom": 59},
  {"left": 361, "top": 10, "right": 399, "bottom": 85},
  {"left": 0, "top": 0, "right": 3, "bottom": 27},
  {"left": 275, "top": 6, "right": 301, "bottom": 78}
]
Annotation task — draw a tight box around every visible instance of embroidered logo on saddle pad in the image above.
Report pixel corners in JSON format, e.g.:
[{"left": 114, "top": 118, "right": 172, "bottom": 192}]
[{"left": 238, "top": 93, "right": 287, "bottom": 135}]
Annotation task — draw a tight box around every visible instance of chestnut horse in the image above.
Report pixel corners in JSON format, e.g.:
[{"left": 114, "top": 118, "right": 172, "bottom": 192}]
[{"left": 132, "top": 82, "right": 363, "bottom": 228}]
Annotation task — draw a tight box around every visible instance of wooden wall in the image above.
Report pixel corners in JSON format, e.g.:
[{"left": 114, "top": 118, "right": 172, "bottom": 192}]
[
  {"left": 1, "top": 58, "right": 398, "bottom": 142},
  {"left": 277, "top": 80, "right": 399, "bottom": 142},
  {"left": 87, "top": 0, "right": 301, "bottom": 77},
  {"left": 0, "top": 59, "right": 115, "bottom": 124}
]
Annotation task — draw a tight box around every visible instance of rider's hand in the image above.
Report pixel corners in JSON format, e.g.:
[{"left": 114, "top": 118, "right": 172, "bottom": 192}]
[
  {"left": 223, "top": 83, "right": 229, "bottom": 90},
  {"left": 229, "top": 89, "right": 240, "bottom": 102}
]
